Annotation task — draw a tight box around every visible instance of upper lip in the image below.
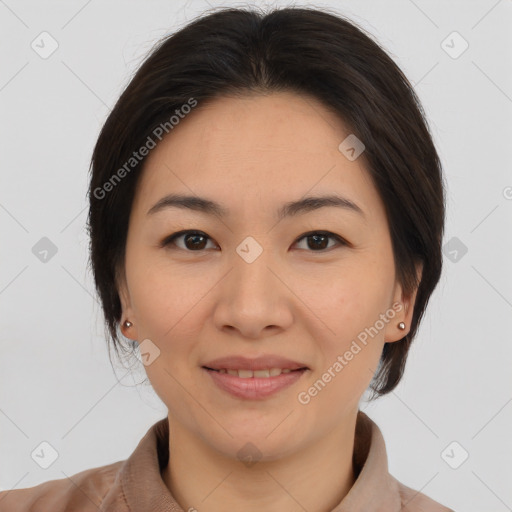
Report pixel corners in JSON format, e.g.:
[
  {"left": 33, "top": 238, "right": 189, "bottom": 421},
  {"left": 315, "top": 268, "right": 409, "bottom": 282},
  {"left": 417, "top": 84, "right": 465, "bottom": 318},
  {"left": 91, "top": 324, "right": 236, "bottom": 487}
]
[{"left": 203, "top": 355, "right": 309, "bottom": 371}]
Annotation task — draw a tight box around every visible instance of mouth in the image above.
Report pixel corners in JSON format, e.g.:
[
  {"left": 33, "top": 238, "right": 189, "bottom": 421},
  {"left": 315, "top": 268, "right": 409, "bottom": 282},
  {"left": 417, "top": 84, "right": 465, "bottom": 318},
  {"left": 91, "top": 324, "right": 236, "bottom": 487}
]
[
  {"left": 202, "top": 366, "right": 308, "bottom": 378},
  {"left": 202, "top": 366, "right": 309, "bottom": 400}
]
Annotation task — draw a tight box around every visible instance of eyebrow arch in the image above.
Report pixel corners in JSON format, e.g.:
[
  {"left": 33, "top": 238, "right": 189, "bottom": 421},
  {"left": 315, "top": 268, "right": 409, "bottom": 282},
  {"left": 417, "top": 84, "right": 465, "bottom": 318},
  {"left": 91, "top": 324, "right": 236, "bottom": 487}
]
[{"left": 147, "top": 193, "right": 365, "bottom": 220}]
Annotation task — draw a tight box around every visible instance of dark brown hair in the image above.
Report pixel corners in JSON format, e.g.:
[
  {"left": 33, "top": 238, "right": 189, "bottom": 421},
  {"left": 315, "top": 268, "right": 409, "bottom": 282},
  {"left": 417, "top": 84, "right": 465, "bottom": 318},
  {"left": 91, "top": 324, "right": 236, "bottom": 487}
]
[{"left": 86, "top": 5, "right": 446, "bottom": 398}]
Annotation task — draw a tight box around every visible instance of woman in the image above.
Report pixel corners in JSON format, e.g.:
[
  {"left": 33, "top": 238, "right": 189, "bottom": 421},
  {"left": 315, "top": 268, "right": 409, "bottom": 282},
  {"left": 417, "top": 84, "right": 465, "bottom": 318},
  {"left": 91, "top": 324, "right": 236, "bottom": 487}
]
[{"left": 0, "top": 5, "right": 454, "bottom": 511}]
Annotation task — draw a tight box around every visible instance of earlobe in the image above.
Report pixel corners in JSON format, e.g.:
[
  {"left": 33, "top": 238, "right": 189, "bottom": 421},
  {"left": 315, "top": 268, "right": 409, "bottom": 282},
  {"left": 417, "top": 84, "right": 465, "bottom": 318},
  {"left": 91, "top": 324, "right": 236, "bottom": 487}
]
[
  {"left": 117, "top": 269, "right": 138, "bottom": 341},
  {"left": 120, "top": 312, "right": 138, "bottom": 341},
  {"left": 121, "top": 319, "right": 138, "bottom": 341},
  {"left": 384, "top": 261, "right": 423, "bottom": 343}
]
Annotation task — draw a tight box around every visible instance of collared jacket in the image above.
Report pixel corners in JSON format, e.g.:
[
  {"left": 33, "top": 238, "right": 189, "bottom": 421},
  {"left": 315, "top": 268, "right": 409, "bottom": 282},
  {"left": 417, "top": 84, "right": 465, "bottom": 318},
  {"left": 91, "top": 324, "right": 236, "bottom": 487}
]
[{"left": 0, "top": 411, "right": 455, "bottom": 511}]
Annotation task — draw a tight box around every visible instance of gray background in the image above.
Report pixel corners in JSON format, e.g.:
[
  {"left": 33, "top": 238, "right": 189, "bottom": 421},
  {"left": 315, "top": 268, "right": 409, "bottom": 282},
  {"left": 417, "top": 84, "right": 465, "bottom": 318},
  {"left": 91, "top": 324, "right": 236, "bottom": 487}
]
[{"left": 1, "top": 1, "right": 511, "bottom": 510}]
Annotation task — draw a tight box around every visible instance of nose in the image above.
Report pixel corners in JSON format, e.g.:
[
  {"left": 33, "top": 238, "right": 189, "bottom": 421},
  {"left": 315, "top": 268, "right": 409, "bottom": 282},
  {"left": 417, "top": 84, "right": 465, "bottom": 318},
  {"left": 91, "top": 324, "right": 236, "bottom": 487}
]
[{"left": 212, "top": 247, "right": 294, "bottom": 339}]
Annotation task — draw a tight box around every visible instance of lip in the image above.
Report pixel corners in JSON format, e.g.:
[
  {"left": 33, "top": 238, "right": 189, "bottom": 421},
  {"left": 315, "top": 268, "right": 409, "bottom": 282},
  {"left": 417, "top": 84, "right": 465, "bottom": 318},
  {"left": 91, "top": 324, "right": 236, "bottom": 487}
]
[
  {"left": 202, "top": 354, "right": 309, "bottom": 371},
  {"left": 203, "top": 367, "right": 308, "bottom": 400}
]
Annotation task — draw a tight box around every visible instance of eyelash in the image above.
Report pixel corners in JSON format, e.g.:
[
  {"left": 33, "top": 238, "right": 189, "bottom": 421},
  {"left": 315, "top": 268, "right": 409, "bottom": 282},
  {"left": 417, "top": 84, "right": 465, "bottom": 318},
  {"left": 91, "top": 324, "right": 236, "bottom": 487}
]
[{"left": 160, "top": 230, "right": 347, "bottom": 253}]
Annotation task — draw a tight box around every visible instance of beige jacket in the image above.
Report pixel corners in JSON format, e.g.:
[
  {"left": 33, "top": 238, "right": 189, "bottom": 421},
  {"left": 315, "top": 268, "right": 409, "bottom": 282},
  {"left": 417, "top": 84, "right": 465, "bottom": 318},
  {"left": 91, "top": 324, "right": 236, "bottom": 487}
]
[{"left": 0, "top": 411, "right": 454, "bottom": 511}]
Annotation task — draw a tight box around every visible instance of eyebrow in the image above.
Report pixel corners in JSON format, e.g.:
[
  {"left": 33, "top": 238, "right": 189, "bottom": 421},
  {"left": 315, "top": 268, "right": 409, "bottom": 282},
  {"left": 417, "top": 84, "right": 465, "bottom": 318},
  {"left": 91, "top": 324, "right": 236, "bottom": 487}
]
[{"left": 147, "top": 193, "right": 365, "bottom": 220}]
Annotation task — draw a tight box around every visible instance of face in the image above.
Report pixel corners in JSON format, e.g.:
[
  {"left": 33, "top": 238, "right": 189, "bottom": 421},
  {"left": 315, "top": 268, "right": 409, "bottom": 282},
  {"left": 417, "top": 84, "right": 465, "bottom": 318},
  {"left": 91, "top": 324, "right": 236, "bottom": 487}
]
[{"left": 118, "top": 91, "right": 421, "bottom": 460}]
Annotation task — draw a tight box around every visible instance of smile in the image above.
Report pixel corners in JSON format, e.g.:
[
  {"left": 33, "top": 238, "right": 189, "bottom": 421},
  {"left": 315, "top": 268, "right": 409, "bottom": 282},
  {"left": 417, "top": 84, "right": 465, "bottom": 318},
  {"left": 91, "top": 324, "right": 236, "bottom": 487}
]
[
  {"left": 204, "top": 367, "right": 305, "bottom": 378},
  {"left": 203, "top": 367, "right": 308, "bottom": 400}
]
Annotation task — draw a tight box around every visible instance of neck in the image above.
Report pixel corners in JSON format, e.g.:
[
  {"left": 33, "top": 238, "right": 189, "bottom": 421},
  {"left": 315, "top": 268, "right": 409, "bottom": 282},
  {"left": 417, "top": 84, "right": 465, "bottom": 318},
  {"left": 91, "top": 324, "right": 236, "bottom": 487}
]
[{"left": 162, "top": 412, "right": 359, "bottom": 512}]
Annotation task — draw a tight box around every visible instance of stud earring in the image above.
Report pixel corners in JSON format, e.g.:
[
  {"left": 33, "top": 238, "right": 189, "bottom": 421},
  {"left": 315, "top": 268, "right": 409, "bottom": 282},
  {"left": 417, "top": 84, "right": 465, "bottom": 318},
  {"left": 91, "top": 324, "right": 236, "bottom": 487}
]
[
  {"left": 123, "top": 320, "right": 133, "bottom": 329},
  {"left": 398, "top": 322, "right": 406, "bottom": 330}
]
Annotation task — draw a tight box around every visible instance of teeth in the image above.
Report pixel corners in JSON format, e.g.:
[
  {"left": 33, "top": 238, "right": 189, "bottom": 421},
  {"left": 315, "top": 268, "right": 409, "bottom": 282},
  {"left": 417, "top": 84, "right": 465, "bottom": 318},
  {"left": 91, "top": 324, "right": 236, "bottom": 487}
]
[{"left": 215, "top": 368, "right": 298, "bottom": 378}]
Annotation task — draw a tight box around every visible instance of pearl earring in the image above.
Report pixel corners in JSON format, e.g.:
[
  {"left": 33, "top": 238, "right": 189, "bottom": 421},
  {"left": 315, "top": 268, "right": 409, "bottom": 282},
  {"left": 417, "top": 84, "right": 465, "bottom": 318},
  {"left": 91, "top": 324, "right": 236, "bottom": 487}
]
[
  {"left": 398, "top": 322, "right": 405, "bottom": 330},
  {"left": 123, "top": 320, "right": 133, "bottom": 329}
]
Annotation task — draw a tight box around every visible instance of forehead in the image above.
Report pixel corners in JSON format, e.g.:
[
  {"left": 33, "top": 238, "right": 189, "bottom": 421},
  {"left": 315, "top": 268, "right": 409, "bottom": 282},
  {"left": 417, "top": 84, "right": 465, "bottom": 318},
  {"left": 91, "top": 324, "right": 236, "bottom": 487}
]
[{"left": 132, "top": 92, "right": 384, "bottom": 224}]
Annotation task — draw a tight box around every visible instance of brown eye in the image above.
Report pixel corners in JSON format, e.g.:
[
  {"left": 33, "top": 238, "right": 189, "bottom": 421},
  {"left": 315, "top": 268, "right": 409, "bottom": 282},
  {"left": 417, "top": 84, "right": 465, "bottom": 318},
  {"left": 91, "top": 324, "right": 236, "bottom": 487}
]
[
  {"left": 162, "top": 230, "right": 216, "bottom": 251},
  {"left": 294, "top": 231, "right": 346, "bottom": 251},
  {"left": 161, "top": 230, "right": 346, "bottom": 253}
]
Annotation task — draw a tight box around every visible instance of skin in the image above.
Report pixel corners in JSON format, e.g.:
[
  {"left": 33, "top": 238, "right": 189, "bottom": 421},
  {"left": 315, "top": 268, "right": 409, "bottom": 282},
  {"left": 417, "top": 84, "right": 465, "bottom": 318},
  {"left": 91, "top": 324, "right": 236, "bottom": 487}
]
[{"left": 118, "top": 91, "right": 422, "bottom": 512}]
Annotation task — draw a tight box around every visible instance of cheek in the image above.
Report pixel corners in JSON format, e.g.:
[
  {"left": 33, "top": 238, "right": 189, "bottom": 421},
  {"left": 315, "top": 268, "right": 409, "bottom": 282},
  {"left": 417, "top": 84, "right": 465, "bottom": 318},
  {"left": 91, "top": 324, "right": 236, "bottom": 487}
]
[
  {"left": 129, "top": 258, "right": 203, "bottom": 338},
  {"left": 304, "top": 329, "right": 384, "bottom": 415},
  {"left": 310, "top": 263, "right": 391, "bottom": 390},
  {"left": 129, "top": 263, "right": 211, "bottom": 403},
  {"left": 317, "top": 261, "right": 390, "bottom": 333}
]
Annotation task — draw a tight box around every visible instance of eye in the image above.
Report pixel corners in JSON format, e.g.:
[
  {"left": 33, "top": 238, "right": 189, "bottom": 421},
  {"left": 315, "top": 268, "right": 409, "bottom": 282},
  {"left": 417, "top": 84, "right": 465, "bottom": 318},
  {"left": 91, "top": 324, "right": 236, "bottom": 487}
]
[
  {"left": 161, "top": 230, "right": 346, "bottom": 252},
  {"left": 161, "top": 230, "right": 217, "bottom": 251},
  {"left": 293, "top": 231, "right": 346, "bottom": 252}
]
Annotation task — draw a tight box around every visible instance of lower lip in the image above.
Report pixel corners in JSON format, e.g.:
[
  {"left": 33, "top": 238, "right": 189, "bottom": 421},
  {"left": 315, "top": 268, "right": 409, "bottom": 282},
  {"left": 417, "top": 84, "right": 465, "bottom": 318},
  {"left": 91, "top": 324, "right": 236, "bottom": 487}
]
[{"left": 203, "top": 367, "right": 308, "bottom": 400}]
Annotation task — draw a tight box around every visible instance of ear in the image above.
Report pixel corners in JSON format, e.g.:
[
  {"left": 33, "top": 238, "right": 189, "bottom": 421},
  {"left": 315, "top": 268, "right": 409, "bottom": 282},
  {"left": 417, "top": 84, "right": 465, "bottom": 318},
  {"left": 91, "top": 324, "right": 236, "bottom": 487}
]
[
  {"left": 384, "top": 261, "right": 423, "bottom": 343},
  {"left": 117, "top": 267, "right": 139, "bottom": 341}
]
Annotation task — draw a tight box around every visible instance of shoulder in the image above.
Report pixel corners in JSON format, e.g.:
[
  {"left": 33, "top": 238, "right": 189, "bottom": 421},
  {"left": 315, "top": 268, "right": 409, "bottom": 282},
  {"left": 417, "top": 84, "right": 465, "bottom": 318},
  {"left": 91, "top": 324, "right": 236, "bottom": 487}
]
[
  {"left": 0, "top": 460, "right": 124, "bottom": 512},
  {"left": 394, "top": 476, "right": 455, "bottom": 512}
]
